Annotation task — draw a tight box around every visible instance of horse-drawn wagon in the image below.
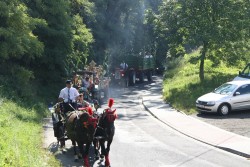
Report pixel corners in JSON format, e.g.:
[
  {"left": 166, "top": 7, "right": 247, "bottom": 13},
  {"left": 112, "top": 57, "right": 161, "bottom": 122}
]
[
  {"left": 49, "top": 98, "right": 117, "bottom": 167},
  {"left": 73, "top": 60, "right": 110, "bottom": 104},
  {"left": 49, "top": 101, "right": 99, "bottom": 166}
]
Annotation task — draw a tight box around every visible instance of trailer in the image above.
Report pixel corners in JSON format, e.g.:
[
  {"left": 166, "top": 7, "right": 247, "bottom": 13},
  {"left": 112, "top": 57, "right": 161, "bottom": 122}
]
[{"left": 112, "top": 54, "right": 155, "bottom": 87}]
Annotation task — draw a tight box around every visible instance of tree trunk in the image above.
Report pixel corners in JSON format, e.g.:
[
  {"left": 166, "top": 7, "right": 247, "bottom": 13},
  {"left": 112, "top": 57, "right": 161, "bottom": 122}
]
[{"left": 199, "top": 42, "right": 208, "bottom": 82}]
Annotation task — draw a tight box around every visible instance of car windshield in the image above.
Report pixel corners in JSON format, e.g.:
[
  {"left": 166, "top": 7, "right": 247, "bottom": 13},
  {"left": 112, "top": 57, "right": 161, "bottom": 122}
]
[{"left": 213, "top": 83, "right": 237, "bottom": 95}]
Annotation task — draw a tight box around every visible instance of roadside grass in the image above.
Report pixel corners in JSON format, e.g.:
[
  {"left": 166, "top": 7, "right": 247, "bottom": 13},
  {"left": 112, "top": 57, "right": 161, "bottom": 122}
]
[
  {"left": 0, "top": 96, "right": 60, "bottom": 167},
  {"left": 163, "top": 51, "right": 241, "bottom": 114}
]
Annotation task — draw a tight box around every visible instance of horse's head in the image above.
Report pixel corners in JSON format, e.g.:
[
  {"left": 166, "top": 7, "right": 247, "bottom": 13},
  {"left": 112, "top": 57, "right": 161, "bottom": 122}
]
[
  {"left": 78, "top": 112, "right": 90, "bottom": 124},
  {"left": 103, "top": 98, "right": 117, "bottom": 123},
  {"left": 94, "top": 108, "right": 117, "bottom": 141},
  {"left": 55, "top": 103, "right": 61, "bottom": 114},
  {"left": 104, "top": 108, "right": 117, "bottom": 123},
  {"left": 97, "top": 108, "right": 117, "bottom": 129},
  {"left": 71, "top": 111, "right": 97, "bottom": 142}
]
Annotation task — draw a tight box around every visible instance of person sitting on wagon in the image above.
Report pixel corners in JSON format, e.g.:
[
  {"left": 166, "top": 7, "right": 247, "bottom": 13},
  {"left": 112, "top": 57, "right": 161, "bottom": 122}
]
[
  {"left": 77, "top": 93, "right": 90, "bottom": 108},
  {"left": 82, "top": 76, "right": 92, "bottom": 89},
  {"left": 72, "top": 73, "right": 80, "bottom": 88},
  {"left": 58, "top": 80, "right": 79, "bottom": 114},
  {"left": 81, "top": 76, "right": 93, "bottom": 99},
  {"left": 120, "top": 61, "right": 128, "bottom": 70}
]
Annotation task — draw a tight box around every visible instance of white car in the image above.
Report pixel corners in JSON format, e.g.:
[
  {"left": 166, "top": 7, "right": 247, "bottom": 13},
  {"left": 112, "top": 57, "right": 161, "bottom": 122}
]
[{"left": 196, "top": 80, "right": 250, "bottom": 115}]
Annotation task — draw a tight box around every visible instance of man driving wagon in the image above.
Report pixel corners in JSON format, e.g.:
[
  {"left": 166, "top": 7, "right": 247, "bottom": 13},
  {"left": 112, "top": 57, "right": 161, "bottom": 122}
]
[{"left": 58, "top": 79, "right": 80, "bottom": 114}]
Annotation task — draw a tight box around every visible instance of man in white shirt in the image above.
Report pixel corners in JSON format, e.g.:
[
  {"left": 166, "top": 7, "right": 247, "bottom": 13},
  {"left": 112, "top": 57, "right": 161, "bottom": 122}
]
[
  {"left": 120, "top": 61, "right": 128, "bottom": 70},
  {"left": 58, "top": 80, "right": 79, "bottom": 113}
]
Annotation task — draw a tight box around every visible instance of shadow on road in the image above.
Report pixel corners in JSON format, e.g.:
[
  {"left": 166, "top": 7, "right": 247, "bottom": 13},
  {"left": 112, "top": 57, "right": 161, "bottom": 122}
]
[
  {"left": 43, "top": 117, "right": 106, "bottom": 167},
  {"left": 196, "top": 109, "right": 250, "bottom": 119},
  {"left": 46, "top": 140, "right": 106, "bottom": 167}
]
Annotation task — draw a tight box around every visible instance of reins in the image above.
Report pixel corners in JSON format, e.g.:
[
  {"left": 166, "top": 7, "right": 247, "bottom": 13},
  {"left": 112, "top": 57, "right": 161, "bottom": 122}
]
[{"left": 68, "top": 103, "right": 80, "bottom": 119}]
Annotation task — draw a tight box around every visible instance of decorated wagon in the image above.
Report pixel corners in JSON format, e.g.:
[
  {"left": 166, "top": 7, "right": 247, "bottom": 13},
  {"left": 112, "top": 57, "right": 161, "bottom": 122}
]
[{"left": 73, "top": 60, "right": 110, "bottom": 104}]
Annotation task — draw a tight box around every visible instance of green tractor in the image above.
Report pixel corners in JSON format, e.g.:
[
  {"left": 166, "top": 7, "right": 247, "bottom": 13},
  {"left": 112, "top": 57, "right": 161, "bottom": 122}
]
[{"left": 112, "top": 54, "right": 155, "bottom": 87}]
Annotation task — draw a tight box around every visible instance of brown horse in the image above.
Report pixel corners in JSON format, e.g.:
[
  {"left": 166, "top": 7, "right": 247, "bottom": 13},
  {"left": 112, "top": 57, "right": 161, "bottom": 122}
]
[
  {"left": 93, "top": 98, "right": 117, "bottom": 167},
  {"left": 65, "top": 111, "right": 96, "bottom": 167}
]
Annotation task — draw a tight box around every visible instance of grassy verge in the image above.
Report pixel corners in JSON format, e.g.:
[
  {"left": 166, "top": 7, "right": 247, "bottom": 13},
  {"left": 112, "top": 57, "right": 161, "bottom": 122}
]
[
  {"left": 0, "top": 95, "right": 61, "bottom": 166},
  {"left": 163, "top": 51, "right": 242, "bottom": 114}
]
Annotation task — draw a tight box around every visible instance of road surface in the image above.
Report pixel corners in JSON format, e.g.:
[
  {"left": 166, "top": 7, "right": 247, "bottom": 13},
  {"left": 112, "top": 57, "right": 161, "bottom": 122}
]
[{"left": 43, "top": 76, "right": 250, "bottom": 166}]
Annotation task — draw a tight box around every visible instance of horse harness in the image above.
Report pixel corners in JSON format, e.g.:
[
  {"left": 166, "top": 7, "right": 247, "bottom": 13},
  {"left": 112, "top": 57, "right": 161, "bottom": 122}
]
[{"left": 65, "top": 111, "right": 97, "bottom": 142}]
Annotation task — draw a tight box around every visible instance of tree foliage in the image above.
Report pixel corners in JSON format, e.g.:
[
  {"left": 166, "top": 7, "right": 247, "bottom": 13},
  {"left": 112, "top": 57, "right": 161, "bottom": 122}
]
[
  {"left": 0, "top": 0, "right": 94, "bottom": 98},
  {"left": 88, "top": 0, "right": 164, "bottom": 71},
  {"left": 157, "top": 0, "right": 250, "bottom": 81},
  {"left": 0, "top": 0, "right": 44, "bottom": 60},
  {"left": 28, "top": 0, "right": 73, "bottom": 83},
  {"left": 2, "top": 0, "right": 250, "bottom": 98},
  {"left": 0, "top": 0, "right": 45, "bottom": 96}
]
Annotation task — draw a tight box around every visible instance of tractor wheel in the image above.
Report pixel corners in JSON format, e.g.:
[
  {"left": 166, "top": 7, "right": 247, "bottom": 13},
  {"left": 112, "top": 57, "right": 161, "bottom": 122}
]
[
  {"left": 147, "top": 71, "right": 152, "bottom": 81},
  {"left": 129, "top": 71, "right": 136, "bottom": 86},
  {"left": 139, "top": 72, "right": 144, "bottom": 83}
]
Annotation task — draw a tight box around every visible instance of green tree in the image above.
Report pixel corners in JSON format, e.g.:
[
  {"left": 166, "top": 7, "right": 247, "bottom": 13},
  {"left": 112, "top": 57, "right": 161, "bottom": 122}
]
[
  {"left": 65, "top": 13, "right": 93, "bottom": 75},
  {"left": 158, "top": 0, "right": 250, "bottom": 81},
  {"left": 144, "top": 0, "right": 167, "bottom": 68},
  {"left": 24, "top": 0, "right": 94, "bottom": 80},
  {"left": 0, "top": 0, "right": 44, "bottom": 60},
  {"left": 89, "top": 0, "right": 163, "bottom": 69},
  {"left": 70, "top": 0, "right": 95, "bottom": 26},
  {"left": 0, "top": 0, "right": 45, "bottom": 96},
  {"left": 24, "top": 0, "right": 73, "bottom": 83}
]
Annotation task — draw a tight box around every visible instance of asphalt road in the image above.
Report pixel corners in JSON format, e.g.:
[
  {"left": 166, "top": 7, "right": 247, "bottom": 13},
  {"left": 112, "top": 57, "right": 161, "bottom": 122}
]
[
  {"left": 43, "top": 76, "right": 250, "bottom": 166},
  {"left": 192, "top": 108, "right": 250, "bottom": 138}
]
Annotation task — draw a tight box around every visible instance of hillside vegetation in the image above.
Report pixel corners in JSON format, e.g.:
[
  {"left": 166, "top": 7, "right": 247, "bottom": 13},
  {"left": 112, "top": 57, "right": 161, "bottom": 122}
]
[
  {"left": 0, "top": 88, "right": 60, "bottom": 166},
  {"left": 163, "top": 50, "right": 242, "bottom": 114}
]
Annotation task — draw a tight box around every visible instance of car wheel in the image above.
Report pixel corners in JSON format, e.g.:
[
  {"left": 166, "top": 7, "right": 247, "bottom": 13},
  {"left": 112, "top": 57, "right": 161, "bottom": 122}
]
[
  {"left": 197, "top": 110, "right": 204, "bottom": 115},
  {"left": 218, "top": 104, "right": 230, "bottom": 116}
]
